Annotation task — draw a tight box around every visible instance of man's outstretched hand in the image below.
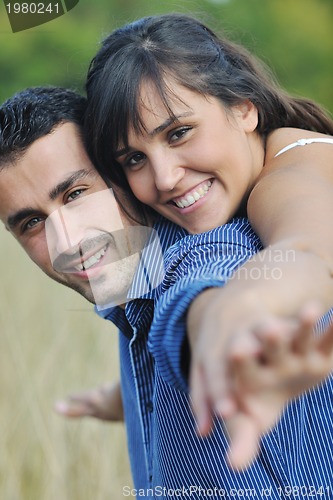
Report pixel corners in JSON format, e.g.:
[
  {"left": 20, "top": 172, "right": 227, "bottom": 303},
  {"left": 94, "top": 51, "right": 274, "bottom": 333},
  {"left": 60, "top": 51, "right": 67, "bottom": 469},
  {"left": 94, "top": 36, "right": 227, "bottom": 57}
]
[
  {"left": 189, "top": 301, "right": 333, "bottom": 470},
  {"left": 54, "top": 380, "right": 124, "bottom": 422}
]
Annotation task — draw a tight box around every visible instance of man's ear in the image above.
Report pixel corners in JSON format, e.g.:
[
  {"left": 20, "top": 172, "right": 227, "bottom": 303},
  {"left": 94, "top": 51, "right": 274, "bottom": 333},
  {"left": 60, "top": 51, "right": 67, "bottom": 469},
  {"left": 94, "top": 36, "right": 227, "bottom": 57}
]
[{"left": 233, "top": 100, "right": 259, "bottom": 133}]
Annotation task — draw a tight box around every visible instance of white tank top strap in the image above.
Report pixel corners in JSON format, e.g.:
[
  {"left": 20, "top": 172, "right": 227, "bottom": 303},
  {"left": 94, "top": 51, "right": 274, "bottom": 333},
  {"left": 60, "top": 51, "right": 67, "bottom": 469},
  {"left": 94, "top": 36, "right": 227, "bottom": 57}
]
[{"left": 274, "top": 137, "right": 333, "bottom": 157}]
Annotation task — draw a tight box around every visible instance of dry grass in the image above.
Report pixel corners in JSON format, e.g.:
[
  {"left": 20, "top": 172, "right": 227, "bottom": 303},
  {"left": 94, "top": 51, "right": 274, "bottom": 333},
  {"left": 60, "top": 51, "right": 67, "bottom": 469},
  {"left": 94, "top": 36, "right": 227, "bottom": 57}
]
[{"left": 0, "top": 229, "right": 132, "bottom": 499}]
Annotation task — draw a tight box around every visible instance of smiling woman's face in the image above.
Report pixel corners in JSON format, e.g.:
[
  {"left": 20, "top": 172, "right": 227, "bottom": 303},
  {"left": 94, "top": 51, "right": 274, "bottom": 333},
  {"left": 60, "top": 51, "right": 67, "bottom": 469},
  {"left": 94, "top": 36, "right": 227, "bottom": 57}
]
[{"left": 116, "top": 80, "right": 264, "bottom": 234}]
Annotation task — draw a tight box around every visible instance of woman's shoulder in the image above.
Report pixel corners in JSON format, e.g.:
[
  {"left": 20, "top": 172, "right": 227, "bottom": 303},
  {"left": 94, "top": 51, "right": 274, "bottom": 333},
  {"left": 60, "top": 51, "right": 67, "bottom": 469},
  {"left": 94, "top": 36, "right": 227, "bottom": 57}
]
[{"left": 265, "top": 127, "right": 333, "bottom": 161}]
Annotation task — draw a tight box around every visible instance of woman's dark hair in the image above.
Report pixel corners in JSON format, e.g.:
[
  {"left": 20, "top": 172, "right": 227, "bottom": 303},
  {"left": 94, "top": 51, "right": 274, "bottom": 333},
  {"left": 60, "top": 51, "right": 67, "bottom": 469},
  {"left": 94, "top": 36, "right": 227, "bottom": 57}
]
[{"left": 85, "top": 13, "right": 333, "bottom": 189}]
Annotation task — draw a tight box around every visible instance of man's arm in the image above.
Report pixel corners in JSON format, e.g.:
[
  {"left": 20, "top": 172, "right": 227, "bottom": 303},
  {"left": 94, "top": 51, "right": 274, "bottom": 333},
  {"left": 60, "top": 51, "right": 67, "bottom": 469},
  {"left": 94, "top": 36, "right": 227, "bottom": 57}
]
[{"left": 149, "top": 220, "right": 262, "bottom": 392}]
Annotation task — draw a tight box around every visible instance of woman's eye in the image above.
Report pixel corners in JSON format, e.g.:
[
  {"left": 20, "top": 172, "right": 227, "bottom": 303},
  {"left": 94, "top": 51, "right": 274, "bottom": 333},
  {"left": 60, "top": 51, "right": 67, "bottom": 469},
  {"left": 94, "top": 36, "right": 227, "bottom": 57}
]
[
  {"left": 125, "top": 153, "right": 146, "bottom": 169},
  {"left": 169, "top": 126, "right": 192, "bottom": 143}
]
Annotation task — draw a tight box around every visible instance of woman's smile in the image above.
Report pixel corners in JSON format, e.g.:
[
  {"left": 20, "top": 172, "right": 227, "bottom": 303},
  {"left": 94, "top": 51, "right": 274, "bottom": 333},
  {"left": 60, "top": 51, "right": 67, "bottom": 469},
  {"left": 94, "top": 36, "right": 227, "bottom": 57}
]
[{"left": 170, "top": 179, "right": 214, "bottom": 209}]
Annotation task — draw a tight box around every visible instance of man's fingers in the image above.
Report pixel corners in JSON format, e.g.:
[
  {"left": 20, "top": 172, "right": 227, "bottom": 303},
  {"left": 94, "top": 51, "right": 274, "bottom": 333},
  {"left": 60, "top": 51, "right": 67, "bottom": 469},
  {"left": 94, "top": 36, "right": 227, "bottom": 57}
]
[
  {"left": 317, "top": 321, "right": 333, "bottom": 355},
  {"left": 54, "top": 383, "right": 124, "bottom": 421},
  {"left": 254, "top": 318, "right": 298, "bottom": 365},
  {"left": 225, "top": 414, "right": 260, "bottom": 470},
  {"left": 54, "top": 399, "right": 93, "bottom": 418},
  {"left": 224, "top": 329, "right": 263, "bottom": 391},
  {"left": 190, "top": 363, "right": 214, "bottom": 436},
  {"left": 292, "top": 302, "right": 321, "bottom": 354}
]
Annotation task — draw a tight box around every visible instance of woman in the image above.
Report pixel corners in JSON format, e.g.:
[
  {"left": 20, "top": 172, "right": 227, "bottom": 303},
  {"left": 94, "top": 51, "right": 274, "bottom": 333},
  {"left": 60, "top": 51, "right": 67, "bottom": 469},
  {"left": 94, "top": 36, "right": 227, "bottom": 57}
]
[{"left": 84, "top": 13, "right": 333, "bottom": 487}]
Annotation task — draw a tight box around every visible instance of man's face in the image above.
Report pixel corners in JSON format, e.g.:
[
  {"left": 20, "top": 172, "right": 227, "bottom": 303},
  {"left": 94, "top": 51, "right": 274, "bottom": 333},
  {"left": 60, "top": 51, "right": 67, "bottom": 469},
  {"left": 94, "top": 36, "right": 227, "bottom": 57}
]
[{"left": 0, "top": 122, "right": 145, "bottom": 306}]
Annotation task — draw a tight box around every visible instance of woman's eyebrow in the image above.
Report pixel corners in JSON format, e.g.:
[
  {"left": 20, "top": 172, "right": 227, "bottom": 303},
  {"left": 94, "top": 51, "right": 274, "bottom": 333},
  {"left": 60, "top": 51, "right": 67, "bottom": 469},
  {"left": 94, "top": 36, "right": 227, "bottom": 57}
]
[
  {"left": 148, "top": 112, "right": 193, "bottom": 138},
  {"left": 115, "top": 111, "right": 193, "bottom": 157}
]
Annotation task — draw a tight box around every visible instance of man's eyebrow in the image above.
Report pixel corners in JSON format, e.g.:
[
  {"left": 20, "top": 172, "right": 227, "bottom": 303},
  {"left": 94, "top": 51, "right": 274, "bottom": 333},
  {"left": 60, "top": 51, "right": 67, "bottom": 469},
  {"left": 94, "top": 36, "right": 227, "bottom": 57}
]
[
  {"left": 7, "top": 208, "right": 39, "bottom": 231},
  {"left": 6, "top": 170, "right": 95, "bottom": 230},
  {"left": 114, "top": 112, "right": 193, "bottom": 158},
  {"left": 49, "top": 169, "right": 93, "bottom": 200}
]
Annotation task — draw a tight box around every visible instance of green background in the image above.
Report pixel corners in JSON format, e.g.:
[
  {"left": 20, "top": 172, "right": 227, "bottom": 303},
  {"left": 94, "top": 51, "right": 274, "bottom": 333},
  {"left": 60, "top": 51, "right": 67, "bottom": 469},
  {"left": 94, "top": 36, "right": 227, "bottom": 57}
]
[{"left": 0, "top": 0, "right": 332, "bottom": 112}]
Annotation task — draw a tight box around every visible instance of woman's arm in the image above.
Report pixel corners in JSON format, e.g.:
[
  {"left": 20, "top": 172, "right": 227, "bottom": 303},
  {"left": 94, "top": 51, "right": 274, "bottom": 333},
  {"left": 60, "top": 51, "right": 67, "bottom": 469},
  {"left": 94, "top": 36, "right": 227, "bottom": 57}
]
[
  {"left": 187, "top": 129, "right": 333, "bottom": 445},
  {"left": 250, "top": 127, "right": 333, "bottom": 272}
]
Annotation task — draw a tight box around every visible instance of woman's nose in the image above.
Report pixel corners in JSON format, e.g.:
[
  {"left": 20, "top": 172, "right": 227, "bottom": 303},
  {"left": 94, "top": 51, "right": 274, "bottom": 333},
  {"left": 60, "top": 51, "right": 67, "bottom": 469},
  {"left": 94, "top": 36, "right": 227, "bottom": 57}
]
[{"left": 151, "top": 153, "right": 185, "bottom": 192}]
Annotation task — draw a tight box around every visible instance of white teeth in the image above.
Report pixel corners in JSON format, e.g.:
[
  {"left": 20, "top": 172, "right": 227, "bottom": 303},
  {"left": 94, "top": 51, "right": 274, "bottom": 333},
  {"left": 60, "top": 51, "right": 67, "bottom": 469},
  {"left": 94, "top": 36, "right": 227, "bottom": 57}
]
[
  {"left": 75, "top": 246, "right": 107, "bottom": 271},
  {"left": 174, "top": 181, "right": 213, "bottom": 209}
]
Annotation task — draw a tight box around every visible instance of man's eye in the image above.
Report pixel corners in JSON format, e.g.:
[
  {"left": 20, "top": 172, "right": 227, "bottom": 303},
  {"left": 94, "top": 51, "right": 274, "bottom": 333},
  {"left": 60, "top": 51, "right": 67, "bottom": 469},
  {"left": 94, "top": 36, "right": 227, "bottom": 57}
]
[
  {"left": 22, "top": 217, "right": 44, "bottom": 233},
  {"left": 67, "top": 189, "right": 85, "bottom": 202}
]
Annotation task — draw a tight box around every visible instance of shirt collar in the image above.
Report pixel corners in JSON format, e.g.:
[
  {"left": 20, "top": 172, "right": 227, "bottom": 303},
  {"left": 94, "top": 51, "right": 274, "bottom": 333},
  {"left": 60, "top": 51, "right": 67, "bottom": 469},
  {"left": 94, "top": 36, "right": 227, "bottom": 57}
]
[{"left": 95, "top": 217, "right": 187, "bottom": 337}]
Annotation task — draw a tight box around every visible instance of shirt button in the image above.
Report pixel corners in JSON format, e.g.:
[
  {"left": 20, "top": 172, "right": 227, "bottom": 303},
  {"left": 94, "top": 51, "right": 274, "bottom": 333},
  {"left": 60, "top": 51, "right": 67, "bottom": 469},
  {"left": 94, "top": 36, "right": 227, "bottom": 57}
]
[{"left": 146, "top": 401, "right": 153, "bottom": 412}]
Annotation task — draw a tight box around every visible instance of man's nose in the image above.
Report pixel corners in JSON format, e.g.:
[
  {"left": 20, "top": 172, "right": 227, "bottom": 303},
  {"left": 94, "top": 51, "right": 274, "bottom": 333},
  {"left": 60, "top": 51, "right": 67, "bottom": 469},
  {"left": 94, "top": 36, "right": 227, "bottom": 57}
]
[{"left": 45, "top": 206, "right": 84, "bottom": 261}]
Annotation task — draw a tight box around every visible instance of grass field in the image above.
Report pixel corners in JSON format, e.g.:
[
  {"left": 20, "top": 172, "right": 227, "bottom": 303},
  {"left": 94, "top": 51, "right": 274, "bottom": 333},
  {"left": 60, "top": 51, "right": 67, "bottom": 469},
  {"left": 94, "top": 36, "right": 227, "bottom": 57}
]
[{"left": 0, "top": 229, "right": 132, "bottom": 499}]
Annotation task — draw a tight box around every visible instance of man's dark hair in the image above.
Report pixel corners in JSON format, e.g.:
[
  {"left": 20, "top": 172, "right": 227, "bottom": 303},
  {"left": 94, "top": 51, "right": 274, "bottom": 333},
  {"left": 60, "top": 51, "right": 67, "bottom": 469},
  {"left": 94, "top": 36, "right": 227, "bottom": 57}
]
[
  {"left": 0, "top": 86, "right": 86, "bottom": 167},
  {"left": 0, "top": 85, "right": 150, "bottom": 225}
]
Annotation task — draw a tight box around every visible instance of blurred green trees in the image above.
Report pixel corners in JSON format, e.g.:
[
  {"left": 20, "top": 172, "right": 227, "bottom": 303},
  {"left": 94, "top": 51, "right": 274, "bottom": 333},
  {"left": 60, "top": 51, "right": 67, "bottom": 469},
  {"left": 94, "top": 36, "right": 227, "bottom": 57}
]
[{"left": 0, "top": 0, "right": 332, "bottom": 113}]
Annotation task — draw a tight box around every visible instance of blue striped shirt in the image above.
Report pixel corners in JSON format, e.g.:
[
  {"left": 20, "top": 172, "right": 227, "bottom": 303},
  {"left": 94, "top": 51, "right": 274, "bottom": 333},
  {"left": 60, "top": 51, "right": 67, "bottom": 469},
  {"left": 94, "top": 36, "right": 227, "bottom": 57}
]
[{"left": 97, "top": 217, "right": 333, "bottom": 499}]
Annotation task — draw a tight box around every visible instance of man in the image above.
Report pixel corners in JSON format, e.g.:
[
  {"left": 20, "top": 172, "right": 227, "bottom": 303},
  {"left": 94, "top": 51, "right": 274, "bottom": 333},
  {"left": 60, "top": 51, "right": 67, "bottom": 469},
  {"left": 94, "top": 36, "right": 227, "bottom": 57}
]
[
  {"left": 0, "top": 87, "right": 162, "bottom": 309},
  {"left": 0, "top": 85, "right": 189, "bottom": 488},
  {"left": 2, "top": 87, "right": 333, "bottom": 497},
  {"left": 0, "top": 85, "right": 169, "bottom": 423}
]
